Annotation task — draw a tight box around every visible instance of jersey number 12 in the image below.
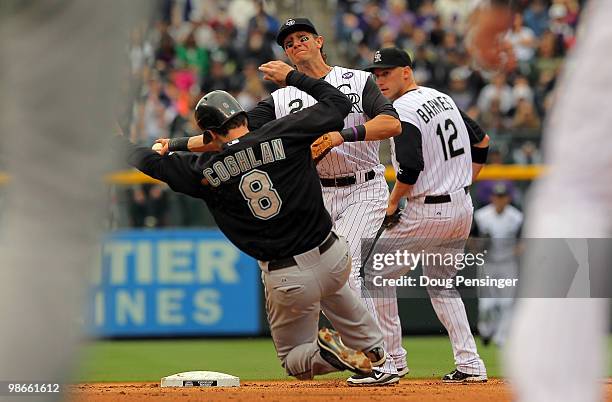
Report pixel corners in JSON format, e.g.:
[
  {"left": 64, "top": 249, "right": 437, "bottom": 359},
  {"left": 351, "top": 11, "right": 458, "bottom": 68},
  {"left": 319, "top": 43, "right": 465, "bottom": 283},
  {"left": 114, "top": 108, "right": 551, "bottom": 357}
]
[
  {"left": 239, "top": 170, "right": 282, "bottom": 220},
  {"left": 436, "top": 119, "right": 465, "bottom": 161}
]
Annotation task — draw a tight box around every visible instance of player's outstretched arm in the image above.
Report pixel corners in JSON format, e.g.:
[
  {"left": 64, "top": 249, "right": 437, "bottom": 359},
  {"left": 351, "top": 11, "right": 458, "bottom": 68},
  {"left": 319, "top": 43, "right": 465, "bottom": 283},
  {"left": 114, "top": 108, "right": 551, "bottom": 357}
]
[
  {"left": 114, "top": 134, "right": 204, "bottom": 198},
  {"left": 153, "top": 136, "right": 221, "bottom": 155}
]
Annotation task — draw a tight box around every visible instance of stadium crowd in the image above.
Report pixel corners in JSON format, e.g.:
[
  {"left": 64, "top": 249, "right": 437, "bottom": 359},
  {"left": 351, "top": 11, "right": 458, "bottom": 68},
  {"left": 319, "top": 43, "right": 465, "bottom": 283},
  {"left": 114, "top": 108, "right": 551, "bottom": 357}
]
[{"left": 120, "top": 0, "right": 583, "bottom": 227}]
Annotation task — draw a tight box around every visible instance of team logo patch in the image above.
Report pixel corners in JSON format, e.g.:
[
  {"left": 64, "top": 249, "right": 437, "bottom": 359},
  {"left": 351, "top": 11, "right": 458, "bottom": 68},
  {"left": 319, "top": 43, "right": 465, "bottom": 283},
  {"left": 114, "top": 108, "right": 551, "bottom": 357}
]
[
  {"left": 374, "top": 50, "right": 382, "bottom": 63},
  {"left": 337, "top": 83, "right": 362, "bottom": 113},
  {"left": 285, "top": 19, "right": 295, "bottom": 26},
  {"left": 342, "top": 72, "right": 354, "bottom": 79},
  {"left": 222, "top": 102, "right": 230, "bottom": 108}
]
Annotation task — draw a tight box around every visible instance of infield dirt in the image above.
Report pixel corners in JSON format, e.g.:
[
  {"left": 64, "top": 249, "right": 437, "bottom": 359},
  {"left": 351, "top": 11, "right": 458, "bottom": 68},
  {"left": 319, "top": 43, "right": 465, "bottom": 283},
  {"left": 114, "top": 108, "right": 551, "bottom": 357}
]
[{"left": 69, "top": 379, "right": 612, "bottom": 402}]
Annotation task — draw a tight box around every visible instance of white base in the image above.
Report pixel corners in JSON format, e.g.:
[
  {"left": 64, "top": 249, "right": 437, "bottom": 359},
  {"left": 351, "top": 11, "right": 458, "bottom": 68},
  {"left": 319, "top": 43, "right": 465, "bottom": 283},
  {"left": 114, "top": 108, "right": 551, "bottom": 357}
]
[{"left": 161, "top": 371, "right": 240, "bottom": 388}]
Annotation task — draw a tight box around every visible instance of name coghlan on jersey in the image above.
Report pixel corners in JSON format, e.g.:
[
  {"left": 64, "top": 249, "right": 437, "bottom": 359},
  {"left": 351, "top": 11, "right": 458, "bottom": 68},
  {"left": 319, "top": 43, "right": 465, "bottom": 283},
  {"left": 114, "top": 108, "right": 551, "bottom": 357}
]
[{"left": 203, "top": 139, "right": 286, "bottom": 187}]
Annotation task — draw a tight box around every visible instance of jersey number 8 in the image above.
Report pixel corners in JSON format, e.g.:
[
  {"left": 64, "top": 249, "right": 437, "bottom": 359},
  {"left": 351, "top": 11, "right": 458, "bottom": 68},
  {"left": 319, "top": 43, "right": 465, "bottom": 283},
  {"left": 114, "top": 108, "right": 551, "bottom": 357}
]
[{"left": 239, "top": 170, "right": 282, "bottom": 220}]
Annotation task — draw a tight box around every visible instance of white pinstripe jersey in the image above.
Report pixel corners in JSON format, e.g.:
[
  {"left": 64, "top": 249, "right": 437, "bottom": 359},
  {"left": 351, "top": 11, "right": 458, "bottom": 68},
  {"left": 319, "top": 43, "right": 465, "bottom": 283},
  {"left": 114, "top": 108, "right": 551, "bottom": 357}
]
[
  {"left": 271, "top": 66, "right": 380, "bottom": 177},
  {"left": 391, "top": 86, "right": 472, "bottom": 198}
]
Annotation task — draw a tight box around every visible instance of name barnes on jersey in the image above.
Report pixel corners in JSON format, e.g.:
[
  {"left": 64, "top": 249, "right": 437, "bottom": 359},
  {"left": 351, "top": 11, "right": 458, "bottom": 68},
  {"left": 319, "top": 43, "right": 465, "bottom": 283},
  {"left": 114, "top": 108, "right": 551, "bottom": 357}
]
[
  {"left": 203, "top": 138, "right": 286, "bottom": 187},
  {"left": 416, "top": 94, "right": 455, "bottom": 124}
]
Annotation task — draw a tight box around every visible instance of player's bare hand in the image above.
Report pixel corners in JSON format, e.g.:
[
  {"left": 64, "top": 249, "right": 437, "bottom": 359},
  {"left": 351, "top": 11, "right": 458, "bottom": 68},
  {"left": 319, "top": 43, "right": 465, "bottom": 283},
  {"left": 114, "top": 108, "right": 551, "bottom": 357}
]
[
  {"left": 311, "top": 132, "right": 341, "bottom": 164},
  {"left": 466, "top": 6, "right": 516, "bottom": 72},
  {"left": 153, "top": 138, "right": 169, "bottom": 155},
  {"left": 259, "top": 61, "right": 295, "bottom": 87}
]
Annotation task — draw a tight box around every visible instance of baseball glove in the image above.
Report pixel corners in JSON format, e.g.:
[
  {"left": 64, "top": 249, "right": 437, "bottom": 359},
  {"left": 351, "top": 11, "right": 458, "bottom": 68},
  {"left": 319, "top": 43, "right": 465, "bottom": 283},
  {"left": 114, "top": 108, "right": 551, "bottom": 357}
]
[
  {"left": 311, "top": 133, "right": 334, "bottom": 164},
  {"left": 382, "top": 208, "right": 402, "bottom": 229}
]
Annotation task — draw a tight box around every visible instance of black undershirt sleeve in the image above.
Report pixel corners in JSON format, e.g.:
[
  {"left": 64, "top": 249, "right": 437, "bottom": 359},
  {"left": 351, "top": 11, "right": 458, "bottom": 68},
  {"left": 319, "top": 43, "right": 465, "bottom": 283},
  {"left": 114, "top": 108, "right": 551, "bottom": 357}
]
[
  {"left": 460, "top": 109, "right": 486, "bottom": 145},
  {"left": 362, "top": 76, "right": 399, "bottom": 120},
  {"left": 247, "top": 97, "right": 276, "bottom": 131},
  {"left": 115, "top": 135, "right": 205, "bottom": 199},
  {"left": 394, "top": 121, "right": 424, "bottom": 185}
]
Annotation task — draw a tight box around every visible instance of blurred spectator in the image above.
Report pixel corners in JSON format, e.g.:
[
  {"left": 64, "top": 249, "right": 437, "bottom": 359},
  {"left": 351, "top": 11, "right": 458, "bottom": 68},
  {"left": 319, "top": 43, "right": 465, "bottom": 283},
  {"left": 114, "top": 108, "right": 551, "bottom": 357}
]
[
  {"left": 228, "top": 0, "right": 258, "bottom": 32},
  {"left": 477, "top": 73, "right": 514, "bottom": 115},
  {"left": 447, "top": 66, "right": 474, "bottom": 111},
  {"left": 505, "top": 13, "right": 537, "bottom": 65},
  {"left": 523, "top": 0, "right": 549, "bottom": 36},
  {"left": 511, "top": 99, "right": 541, "bottom": 131},
  {"left": 434, "top": 0, "right": 472, "bottom": 33},
  {"left": 154, "top": 25, "right": 176, "bottom": 71},
  {"left": 176, "top": 29, "right": 209, "bottom": 76},
  {"left": 512, "top": 75, "right": 534, "bottom": 105},
  {"left": 415, "top": 0, "right": 438, "bottom": 33},
  {"left": 242, "top": 29, "right": 275, "bottom": 66},
  {"left": 479, "top": 98, "right": 508, "bottom": 133},
  {"left": 247, "top": 0, "right": 280, "bottom": 51},
  {"left": 133, "top": 76, "right": 176, "bottom": 144},
  {"left": 201, "top": 59, "right": 232, "bottom": 93},
  {"left": 512, "top": 141, "right": 542, "bottom": 165},
  {"left": 548, "top": 2, "right": 576, "bottom": 49},
  {"left": 410, "top": 46, "right": 435, "bottom": 86},
  {"left": 386, "top": 0, "right": 416, "bottom": 38}
]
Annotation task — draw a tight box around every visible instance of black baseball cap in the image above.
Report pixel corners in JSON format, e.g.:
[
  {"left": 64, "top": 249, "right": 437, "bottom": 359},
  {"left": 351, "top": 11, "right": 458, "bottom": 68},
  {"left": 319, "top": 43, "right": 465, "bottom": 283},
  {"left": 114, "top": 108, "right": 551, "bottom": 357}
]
[
  {"left": 363, "top": 47, "right": 413, "bottom": 72},
  {"left": 276, "top": 18, "right": 318, "bottom": 47}
]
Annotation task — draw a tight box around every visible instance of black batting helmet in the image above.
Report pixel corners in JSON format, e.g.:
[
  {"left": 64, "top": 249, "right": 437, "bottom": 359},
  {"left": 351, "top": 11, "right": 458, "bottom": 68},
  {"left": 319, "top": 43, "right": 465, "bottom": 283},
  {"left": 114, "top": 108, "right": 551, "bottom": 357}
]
[{"left": 194, "top": 90, "right": 246, "bottom": 132}]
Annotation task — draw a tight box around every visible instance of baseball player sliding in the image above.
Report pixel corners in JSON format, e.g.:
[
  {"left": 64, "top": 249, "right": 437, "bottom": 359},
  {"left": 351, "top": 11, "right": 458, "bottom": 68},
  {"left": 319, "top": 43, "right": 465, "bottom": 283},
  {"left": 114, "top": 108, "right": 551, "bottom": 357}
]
[
  {"left": 364, "top": 47, "right": 490, "bottom": 382},
  {"left": 120, "top": 63, "right": 390, "bottom": 380}
]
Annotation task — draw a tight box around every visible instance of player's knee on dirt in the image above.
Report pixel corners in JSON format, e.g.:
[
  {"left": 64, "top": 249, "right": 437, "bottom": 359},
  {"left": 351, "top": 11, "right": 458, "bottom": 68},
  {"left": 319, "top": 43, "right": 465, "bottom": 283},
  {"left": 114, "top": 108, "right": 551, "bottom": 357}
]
[{"left": 283, "top": 342, "right": 337, "bottom": 380}]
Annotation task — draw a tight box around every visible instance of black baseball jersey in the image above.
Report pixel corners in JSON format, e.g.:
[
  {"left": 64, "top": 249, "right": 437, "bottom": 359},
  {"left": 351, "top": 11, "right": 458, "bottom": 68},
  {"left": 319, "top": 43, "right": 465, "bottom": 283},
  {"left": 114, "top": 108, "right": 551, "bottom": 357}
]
[{"left": 119, "top": 71, "right": 351, "bottom": 261}]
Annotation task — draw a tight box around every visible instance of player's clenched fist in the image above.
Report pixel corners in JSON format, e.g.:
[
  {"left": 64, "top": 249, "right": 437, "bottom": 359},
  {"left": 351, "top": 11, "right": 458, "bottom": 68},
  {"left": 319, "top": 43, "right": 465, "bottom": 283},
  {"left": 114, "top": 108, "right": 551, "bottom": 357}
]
[
  {"left": 259, "top": 61, "right": 295, "bottom": 87},
  {"left": 311, "top": 131, "right": 343, "bottom": 164}
]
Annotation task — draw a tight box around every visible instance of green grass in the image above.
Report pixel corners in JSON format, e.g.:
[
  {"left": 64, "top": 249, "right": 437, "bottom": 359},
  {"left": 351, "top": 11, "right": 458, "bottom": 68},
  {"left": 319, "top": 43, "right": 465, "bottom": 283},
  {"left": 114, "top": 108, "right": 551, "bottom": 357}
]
[{"left": 74, "top": 336, "right": 612, "bottom": 382}]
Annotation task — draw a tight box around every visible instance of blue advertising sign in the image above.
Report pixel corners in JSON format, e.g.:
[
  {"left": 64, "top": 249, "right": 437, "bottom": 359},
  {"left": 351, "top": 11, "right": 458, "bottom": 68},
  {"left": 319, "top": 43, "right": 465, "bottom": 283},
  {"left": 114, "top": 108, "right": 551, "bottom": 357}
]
[{"left": 87, "top": 229, "right": 261, "bottom": 337}]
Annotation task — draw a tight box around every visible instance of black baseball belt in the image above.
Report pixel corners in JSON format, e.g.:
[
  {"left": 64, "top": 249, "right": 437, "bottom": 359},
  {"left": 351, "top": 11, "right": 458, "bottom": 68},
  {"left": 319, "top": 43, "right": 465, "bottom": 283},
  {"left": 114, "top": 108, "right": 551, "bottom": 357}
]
[
  {"left": 267, "top": 232, "right": 338, "bottom": 272},
  {"left": 423, "top": 186, "right": 469, "bottom": 204},
  {"left": 320, "top": 170, "right": 375, "bottom": 187}
]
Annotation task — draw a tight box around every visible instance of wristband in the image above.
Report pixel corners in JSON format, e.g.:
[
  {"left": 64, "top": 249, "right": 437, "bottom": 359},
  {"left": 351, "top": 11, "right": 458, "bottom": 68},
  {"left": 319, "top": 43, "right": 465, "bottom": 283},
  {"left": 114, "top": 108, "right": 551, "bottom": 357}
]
[
  {"left": 471, "top": 145, "right": 489, "bottom": 164},
  {"left": 168, "top": 137, "right": 190, "bottom": 152},
  {"left": 340, "top": 125, "right": 366, "bottom": 142}
]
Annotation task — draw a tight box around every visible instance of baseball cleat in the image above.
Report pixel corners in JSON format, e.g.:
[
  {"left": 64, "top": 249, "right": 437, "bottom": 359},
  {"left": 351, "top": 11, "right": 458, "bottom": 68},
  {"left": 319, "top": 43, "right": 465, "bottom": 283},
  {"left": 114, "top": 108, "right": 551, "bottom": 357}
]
[
  {"left": 317, "top": 328, "right": 372, "bottom": 376},
  {"left": 397, "top": 366, "right": 410, "bottom": 377},
  {"left": 364, "top": 346, "right": 386, "bottom": 366},
  {"left": 347, "top": 370, "right": 400, "bottom": 386},
  {"left": 442, "top": 369, "right": 488, "bottom": 383}
]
